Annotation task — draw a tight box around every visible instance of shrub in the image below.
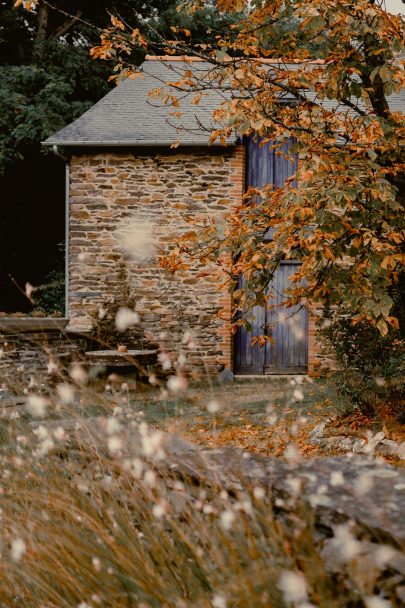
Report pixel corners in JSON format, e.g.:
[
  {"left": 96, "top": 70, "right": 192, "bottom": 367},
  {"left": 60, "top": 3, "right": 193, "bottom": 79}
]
[
  {"left": 89, "top": 262, "right": 141, "bottom": 349},
  {"left": 322, "top": 310, "right": 405, "bottom": 416},
  {"left": 32, "top": 268, "right": 65, "bottom": 317}
]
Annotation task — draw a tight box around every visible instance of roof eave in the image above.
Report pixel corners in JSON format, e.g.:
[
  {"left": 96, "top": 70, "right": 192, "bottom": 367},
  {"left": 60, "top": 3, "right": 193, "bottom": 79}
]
[{"left": 42, "top": 140, "right": 236, "bottom": 147}]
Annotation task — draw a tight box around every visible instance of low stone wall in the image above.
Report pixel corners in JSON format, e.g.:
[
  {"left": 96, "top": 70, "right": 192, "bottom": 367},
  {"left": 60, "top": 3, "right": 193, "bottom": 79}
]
[
  {"left": 54, "top": 416, "right": 405, "bottom": 547},
  {"left": 0, "top": 319, "right": 86, "bottom": 386}
]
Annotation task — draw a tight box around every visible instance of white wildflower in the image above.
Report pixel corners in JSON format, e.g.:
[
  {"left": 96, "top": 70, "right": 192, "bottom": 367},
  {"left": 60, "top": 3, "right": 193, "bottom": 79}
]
[
  {"left": 53, "top": 427, "right": 66, "bottom": 441},
  {"left": 286, "top": 476, "right": 302, "bottom": 496},
  {"left": 331, "top": 524, "right": 362, "bottom": 564},
  {"left": 292, "top": 388, "right": 304, "bottom": 401},
  {"left": 309, "top": 483, "right": 331, "bottom": 508},
  {"left": 220, "top": 510, "right": 235, "bottom": 530},
  {"left": 69, "top": 364, "right": 87, "bottom": 385},
  {"left": 182, "top": 331, "right": 195, "bottom": 346},
  {"left": 148, "top": 373, "right": 158, "bottom": 385},
  {"left": 212, "top": 594, "right": 227, "bottom": 608},
  {"left": 207, "top": 400, "right": 221, "bottom": 414},
  {"left": 167, "top": 375, "right": 187, "bottom": 393},
  {"left": 11, "top": 538, "right": 26, "bottom": 562},
  {"left": 144, "top": 469, "right": 157, "bottom": 487},
  {"left": 117, "top": 219, "right": 155, "bottom": 259},
  {"left": 253, "top": 486, "right": 265, "bottom": 500},
  {"left": 25, "top": 282, "right": 35, "bottom": 299},
  {"left": 46, "top": 358, "right": 58, "bottom": 374},
  {"left": 375, "top": 377, "right": 386, "bottom": 387},
  {"left": 106, "top": 417, "right": 121, "bottom": 435},
  {"left": 98, "top": 306, "right": 107, "bottom": 320},
  {"left": 57, "top": 383, "right": 75, "bottom": 404},
  {"left": 355, "top": 472, "right": 374, "bottom": 495},
  {"left": 107, "top": 436, "right": 123, "bottom": 455},
  {"left": 36, "top": 438, "right": 54, "bottom": 457},
  {"left": 142, "top": 430, "right": 165, "bottom": 460},
  {"left": 115, "top": 307, "right": 139, "bottom": 332},
  {"left": 33, "top": 424, "right": 48, "bottom": 440},
  {"left": 28, "top": 376, "right": 37, "bottom": 389},
  {"left": 279, "top": 571, "right": 308, "bottom": 604},
  {"left": 237, "top": 500, "right": 252, "bottom": 515},
  {"left": 364, "top": 597, "right": 392, "bottom": 608},
  {"left": 374, "top": 545, "right": 396, "bottom": 568},
  {"left": 284, "top": 444, "right": 300, "bottom": 463},
  {"left": 177, "top": 353, "right": 187, "bottom": 367},
  {"left": 26, "top": 394, "right": 48, "bottom": 417},
  {"left": 152, "top": 503, "right": 166, "bottom": 519},
  {"left": 292, "top": 326, "right": 305, "bottom": 340},
  {"left": 330, "top": 471, "right": 345, "bottom": 486},
  {"left": 92, "top": 557, "right": 101, "bottom": 572},
  {"left": 158, "top": 352, "right": 172, "bottom": 371},
  {"left": 77, "top": 482, "right": 89, "bottom": 494}
]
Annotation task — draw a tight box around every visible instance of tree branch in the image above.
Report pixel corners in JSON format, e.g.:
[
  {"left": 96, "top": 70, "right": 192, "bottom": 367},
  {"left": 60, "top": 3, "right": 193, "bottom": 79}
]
[{"left": 50, "top": 9, "right": 83, "bottom": 40}]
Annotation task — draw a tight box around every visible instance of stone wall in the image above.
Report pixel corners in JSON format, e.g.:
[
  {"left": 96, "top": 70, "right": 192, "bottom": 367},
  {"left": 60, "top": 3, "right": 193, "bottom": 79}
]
[
  {"left": 0, "top": 146, "right": 330, "bottom": 381},
  {"left": 0, "top": 319, "right": 86, "bottom": 386},
  {"left": 68, "top": 147, "right": 244, "bottom": 378},
  {"left": 308, "top": 307, "right": 336, "bottom": 376}
]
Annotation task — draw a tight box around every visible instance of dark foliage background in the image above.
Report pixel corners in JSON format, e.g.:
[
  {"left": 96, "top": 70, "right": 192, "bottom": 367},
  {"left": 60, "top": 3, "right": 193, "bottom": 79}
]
[{"left": 0, "top": 0, "right": 236, "bottom": 312}]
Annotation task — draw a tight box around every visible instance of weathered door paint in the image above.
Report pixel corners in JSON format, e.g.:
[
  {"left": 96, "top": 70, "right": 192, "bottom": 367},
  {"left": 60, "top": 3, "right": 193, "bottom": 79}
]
[
  {"left": 234, "top": 263, "right": 308, "bottom": 374},
  {"left": 234, "top": 137, "right": 308, "bottom": 374}
]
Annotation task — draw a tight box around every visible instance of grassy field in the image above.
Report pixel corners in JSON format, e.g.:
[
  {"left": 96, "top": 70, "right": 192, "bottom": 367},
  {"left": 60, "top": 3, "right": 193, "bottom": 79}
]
[
  {"left": 0, "top": 372, "right": 403, "bottom": 606},
  {"left": 1, "top": 373, "right": 385, "bottom": 458}
]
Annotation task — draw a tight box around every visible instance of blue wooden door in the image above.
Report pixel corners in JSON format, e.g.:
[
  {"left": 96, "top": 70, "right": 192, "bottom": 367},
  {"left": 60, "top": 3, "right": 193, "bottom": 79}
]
[
  {"left": 234, "top": 263, "right": 308, "bottom": 374},
  {"left": 234, "top": 137, "right": 308, "bottom": 374}
]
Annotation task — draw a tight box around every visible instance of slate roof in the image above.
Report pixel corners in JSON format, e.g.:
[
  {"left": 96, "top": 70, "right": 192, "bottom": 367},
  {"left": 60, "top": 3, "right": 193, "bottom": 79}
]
[
  {"left": 44, "top": 59, "right": 236, "bottom": 147},
  {"left": 44, "top": 57, "right": 404, "bottom": 148}
]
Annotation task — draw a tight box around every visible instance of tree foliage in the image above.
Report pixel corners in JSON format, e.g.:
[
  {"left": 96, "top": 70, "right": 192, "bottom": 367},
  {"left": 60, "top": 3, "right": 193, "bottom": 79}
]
[
  {"left": 89, "top": 0, "right": 404, "bottom": 334},
  {"left": 1, "top": 1, "right": 238, "bottom": 172}
]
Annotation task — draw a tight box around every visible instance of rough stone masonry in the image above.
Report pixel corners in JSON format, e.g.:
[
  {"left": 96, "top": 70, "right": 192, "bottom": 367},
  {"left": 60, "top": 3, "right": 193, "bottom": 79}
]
[{"left": 68, "top": 146, "right": 244, "bottom": 378}]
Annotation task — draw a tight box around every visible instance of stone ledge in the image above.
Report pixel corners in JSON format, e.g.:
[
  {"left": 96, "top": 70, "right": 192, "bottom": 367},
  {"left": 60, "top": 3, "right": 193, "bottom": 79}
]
[
  {"left": 41, "top": 416, "right": 405, "bottom": 546},
  {"left": 0, "top": 318, "right": 69, "bottom": 333}
]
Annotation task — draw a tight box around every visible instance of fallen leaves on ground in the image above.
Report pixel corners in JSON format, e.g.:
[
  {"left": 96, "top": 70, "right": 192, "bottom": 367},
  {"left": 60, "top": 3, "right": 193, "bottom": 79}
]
[{"left": 164, "top": 414, "right": 322, "bottom": 459}]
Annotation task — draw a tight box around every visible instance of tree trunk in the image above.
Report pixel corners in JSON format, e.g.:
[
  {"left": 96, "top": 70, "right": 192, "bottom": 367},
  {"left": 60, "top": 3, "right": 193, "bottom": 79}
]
[{"left": 32, "top": 2, "right": 49, "bottom": 63}]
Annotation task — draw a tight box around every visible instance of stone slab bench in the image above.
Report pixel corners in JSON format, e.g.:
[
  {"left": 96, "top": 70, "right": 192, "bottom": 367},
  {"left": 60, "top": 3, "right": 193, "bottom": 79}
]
[{"left": 84, "top": 349, "right": 157, "bottom": 370}]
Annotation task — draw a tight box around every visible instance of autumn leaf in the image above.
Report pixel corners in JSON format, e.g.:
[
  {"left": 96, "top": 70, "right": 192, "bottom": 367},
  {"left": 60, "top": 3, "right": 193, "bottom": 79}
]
[{"left": 111, "top": 15, "right": 125, "bottom": 31}]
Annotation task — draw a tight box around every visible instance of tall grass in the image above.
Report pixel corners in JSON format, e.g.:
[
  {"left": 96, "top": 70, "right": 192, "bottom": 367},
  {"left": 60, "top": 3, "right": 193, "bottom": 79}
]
[{"left": 0, "top": 376, "right": 402, "bottom": 608}]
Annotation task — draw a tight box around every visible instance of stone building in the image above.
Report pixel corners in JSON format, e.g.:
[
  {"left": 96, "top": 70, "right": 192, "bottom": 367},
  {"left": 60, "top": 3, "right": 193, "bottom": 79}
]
[{"left": 7, "top": 56, "right": 380, "bottom": 379}]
